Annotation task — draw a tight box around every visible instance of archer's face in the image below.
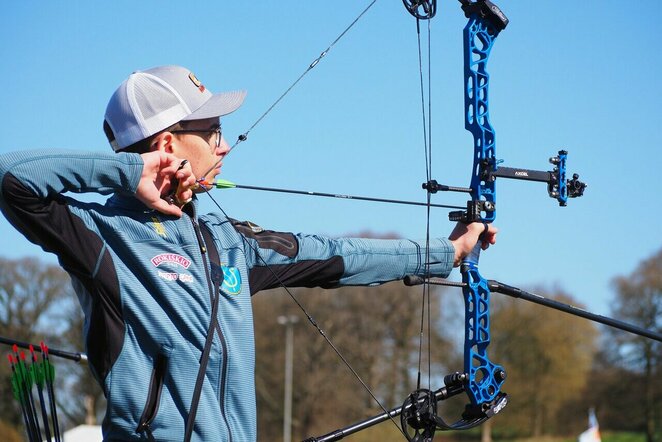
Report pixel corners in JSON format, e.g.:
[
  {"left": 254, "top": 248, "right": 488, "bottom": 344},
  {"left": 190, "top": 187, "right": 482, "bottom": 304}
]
[{"left": 168, "top": 118, "right": 229, "bottom": 189}]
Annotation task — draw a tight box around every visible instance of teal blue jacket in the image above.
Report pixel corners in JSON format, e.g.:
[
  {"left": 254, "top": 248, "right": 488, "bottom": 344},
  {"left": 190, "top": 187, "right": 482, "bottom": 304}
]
[{"left": 0, "top": 150, "right": 455, "bottom": 441}]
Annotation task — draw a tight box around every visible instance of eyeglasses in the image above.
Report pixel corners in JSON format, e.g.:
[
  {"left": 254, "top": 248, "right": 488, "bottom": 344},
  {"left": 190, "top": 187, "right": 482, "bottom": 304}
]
[{"left": 171, "top": 124, "right": 222, "bottom": 149}]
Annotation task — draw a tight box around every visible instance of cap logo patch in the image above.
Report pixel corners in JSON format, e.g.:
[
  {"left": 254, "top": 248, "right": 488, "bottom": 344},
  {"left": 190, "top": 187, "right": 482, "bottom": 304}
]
[
  {"left": 188, "top": 72, "right": 206, "bottom": 93},
  {"left": 151, "top": 253, "right": 191, "bottom": 269}
]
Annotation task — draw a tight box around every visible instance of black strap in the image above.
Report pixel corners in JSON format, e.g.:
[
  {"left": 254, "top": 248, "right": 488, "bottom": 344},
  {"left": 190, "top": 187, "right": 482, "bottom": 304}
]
[{"left": 184, "top": 222, "right": 222, "bottom": 442}]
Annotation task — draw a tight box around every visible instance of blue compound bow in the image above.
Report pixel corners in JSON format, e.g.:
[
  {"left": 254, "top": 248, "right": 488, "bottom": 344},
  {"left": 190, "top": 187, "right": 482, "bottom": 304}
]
[
  {"left": 173, "top": 1, "right": 662, "bottom": 439},
  {"left": 199, "top": 2, "right": 606, "bottom": 442},
  {"left": 302, "top": 1, "right": 586, "bottom": 440},
  {"left": 398, "top": 1, "right": 586, "bottom": 439}
]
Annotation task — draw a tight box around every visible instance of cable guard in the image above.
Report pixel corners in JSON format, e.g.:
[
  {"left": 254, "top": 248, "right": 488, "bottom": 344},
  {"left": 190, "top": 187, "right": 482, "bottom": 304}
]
[{"left": 400, "top": 373, "right": 509, "bottom": 441}]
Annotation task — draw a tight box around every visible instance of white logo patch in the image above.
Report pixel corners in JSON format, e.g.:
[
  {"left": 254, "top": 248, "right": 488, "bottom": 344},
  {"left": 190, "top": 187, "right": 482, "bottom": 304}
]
[
  {"left": 158, "top": 271, "right": 194, "bottom": 283},
  {"left": 151, "top": 254, "right": 191, "bottom": 269}
]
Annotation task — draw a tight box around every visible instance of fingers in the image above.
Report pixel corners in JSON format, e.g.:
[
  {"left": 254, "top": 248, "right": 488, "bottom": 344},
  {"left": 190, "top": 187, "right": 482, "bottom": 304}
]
[
  {"left": 151, "top": 198, "right": 183, "bottom": 217},
  {"left": 137, "top": 152, "right": 197, "bottom": 216},
  {"left": 161, "top": 158, "right": 197, "bottom": 208},
  {"left": 448, "top": 221, "right": 498, "bottom": 266},
  {"left": 482, "top": 223, "right": 498, "bottom": 246},
  {"left": 171, "top": 160, "right": 196, "bottom": 206}
]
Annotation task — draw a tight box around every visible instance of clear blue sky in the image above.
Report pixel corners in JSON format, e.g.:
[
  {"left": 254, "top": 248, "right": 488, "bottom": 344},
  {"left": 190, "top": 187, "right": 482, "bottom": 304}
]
[{"left": 1, "top": 1, "right": 661, "bottom": 318}]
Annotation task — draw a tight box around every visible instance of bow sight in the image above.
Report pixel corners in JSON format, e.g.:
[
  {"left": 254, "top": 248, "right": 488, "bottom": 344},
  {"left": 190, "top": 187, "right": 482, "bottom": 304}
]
[
  {"left": 426, "top": 149, "right": 587, "bottom": 223},
  {"left": 188, "top": 0, "right": 662, "bottom": 440}
]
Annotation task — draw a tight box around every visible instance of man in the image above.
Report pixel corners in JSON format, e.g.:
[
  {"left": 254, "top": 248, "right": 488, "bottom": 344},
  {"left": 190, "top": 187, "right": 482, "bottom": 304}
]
[{"left": 0, "top": 65, "right": 496, "bottom": 441}]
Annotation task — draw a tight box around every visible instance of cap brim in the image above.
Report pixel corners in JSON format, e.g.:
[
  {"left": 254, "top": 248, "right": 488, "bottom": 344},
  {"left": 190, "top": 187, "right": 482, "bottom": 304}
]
[{"left": 182, "top": 90, "right": 247, "bottom": 121}]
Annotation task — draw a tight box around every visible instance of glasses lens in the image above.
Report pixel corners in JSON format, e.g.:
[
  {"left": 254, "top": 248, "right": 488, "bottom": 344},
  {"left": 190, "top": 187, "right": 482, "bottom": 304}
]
[{"left": 215, "top": 126, "right": 222, "bottom": 148}]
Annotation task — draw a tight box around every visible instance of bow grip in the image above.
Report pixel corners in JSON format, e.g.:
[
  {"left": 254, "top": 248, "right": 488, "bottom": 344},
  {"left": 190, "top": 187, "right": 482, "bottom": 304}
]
[{"left": 461, "top": 240, "right": 482, "bottom": 269}]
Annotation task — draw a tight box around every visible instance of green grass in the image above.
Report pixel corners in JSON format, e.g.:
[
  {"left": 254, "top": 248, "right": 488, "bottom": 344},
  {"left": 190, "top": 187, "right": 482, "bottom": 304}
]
[
  {"left": 338, "top": 428, "right": 650, "bottom": 442},
  {"left": 600, "top": 431, "right": 648, "bottom": 442},
  {"left": 490, "top": 431, "right": 647, "bottom": 442}
]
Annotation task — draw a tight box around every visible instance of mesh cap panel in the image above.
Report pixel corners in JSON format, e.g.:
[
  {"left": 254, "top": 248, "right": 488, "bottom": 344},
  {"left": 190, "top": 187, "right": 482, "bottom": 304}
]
[{"left": 104, "top": 65, "right": 246, "bottom": 151}]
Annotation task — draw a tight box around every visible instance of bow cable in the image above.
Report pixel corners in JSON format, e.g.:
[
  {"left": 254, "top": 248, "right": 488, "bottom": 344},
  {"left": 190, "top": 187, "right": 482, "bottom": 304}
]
[
  {"left": 199, "top": 187, "right": 408, "bottom": 438},
  {"left": 412, "top": 9, "right": 435, "bottom": 399},
  {"left": 200, "top": 0, "right": 379, "bottom": 180},
  {"left": 198, "top": 1, "right": 453, "bottom": 439}
]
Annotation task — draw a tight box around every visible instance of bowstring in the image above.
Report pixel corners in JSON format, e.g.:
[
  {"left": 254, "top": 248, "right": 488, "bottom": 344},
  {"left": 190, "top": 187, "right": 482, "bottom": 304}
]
[
  {"left": 200, "top": 0, "right": 379, "bottom": 180},
  {"left": 198, "top": 1, "right": 442, "bottom": 437},
  {"left": 414, "top": 15, "right": 435, "bottom": 395}
]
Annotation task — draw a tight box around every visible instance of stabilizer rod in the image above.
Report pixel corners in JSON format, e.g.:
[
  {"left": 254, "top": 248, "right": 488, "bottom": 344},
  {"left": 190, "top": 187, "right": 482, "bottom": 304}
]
[
  {"left": 404, "top": 276, "right": 662, "bottom": 342},
  {"left": 303, "top": 382, "right": 466, "bottom": 442}
]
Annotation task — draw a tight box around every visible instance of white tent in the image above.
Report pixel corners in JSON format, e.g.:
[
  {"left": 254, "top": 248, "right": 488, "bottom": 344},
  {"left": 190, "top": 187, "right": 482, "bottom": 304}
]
[
  {"left": 578, "top": 408, "right": 601, "bottom": 442},
  {"left": 60, "top": 424, "right": 102, "bottom": 442}
]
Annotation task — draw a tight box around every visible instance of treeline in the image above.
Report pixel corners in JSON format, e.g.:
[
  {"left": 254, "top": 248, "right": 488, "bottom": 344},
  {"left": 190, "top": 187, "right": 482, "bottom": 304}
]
[
  {"left": 0, "top": 249, "right": 659, "bottom": 441},
  {"left": 252, "top": 250, "right": 661, "bottom": 441}
]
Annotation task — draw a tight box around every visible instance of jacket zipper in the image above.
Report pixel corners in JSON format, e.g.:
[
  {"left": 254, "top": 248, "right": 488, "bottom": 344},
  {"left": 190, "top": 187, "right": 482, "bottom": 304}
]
[
  {"left": 190, "top": 215, "right": 233, "bottom": 442},
  {"left": 135, "top": 352, "right": 169, "bottom": 441}
]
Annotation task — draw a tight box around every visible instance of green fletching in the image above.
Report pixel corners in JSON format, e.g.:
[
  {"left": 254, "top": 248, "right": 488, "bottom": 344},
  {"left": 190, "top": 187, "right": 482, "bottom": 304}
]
[
  {"left": 10, "top": 373, "right": 22, "bottom": 402},
  {"left": 16, "top": 359, "right": 28, "bottom": 384},
  {"left": 19, "top": 359, "right": 33, "bottom": 389},
  {"left": 44, "top": 359, "right": 55, "bottom": 383},
  {"left": 32, "top": 361, "right": 45, "bottom": 389},
  {"left": 212, "top": 179, "right": 236, "bottom": 189}
]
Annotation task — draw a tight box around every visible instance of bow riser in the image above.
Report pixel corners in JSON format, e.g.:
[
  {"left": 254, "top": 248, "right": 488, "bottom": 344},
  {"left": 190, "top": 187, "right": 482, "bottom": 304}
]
[
  {"left": 459, "top": 1, "right": 507, "bottom": 413},
  {"left": 464, "top": 17, "right": 498, "bottom": 223},
  {"left": 462, "top": 261, "right": 506, "bottom": 405}
]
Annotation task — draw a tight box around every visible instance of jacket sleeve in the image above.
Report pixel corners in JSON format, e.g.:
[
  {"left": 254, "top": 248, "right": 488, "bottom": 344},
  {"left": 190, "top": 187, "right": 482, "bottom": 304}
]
[
  {"left": 0, "top": 149, "right": 143, "bottom": 277},
  {"left": 232, "top": 220, "right": 455, "bottom": 295},
  {"left": 0, "top": 150, "right": 143, "bottom": 381}
]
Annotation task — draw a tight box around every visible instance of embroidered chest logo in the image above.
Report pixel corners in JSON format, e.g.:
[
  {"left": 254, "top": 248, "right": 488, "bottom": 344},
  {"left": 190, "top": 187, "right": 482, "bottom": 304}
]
[
  {"left": 151, "top": 253, "right": 191, "bottom": 269},
  {"left": 215, "top": 265, "right": 241, "bottom": 296},
  {"left": 150, "top": 217, "right": 167, "bottom": 237},
  {"left": 152, "top": 254, "right": 194, "bottom": 283}
]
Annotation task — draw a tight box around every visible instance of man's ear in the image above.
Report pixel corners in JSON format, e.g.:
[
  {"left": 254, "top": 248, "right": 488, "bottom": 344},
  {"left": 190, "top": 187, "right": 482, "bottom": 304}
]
[{"left": 150, "top": 132, "right": 175, "bottom": 153}]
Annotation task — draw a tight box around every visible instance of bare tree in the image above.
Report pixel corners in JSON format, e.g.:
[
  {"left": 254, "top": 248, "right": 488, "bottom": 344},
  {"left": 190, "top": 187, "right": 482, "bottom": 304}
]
[
  {"left": 488, "top": 286, "right": 598, "bottom": 438},
  {"left": 0, "top": 257, "right": 71, "bottom": 432},
  {"left": 252, "top": 281, "right": 453, "bottom": 442},
  {"left": 0, "top": 257, "right": 104, "bottom": 435},
  {"left": 611, "top": 248, "right": 662, "bottom": 442}
]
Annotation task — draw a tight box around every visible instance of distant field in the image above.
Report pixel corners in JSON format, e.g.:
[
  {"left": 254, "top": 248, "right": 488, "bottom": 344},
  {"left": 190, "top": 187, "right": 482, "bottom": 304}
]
[{"left": 331, "top": 428, "right": 648, "bottom": 442}]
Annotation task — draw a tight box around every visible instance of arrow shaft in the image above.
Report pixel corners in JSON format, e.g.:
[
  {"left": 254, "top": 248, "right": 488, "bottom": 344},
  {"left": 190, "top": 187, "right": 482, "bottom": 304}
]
[
  {"left": 222, "top": 183, "right": 464, "bottom": 210},
  {"left": 0, "top": 336, "right": 86, "bottom": 363}
]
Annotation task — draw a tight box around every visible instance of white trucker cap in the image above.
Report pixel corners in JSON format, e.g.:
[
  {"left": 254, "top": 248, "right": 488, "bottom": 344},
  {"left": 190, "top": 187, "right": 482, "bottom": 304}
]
[{"left": 104, "top": 65, "right": 246, "bottom": 151}]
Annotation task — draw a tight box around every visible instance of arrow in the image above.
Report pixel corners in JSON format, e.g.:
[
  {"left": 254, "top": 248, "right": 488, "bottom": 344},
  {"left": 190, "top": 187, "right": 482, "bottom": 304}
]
[
  {"left": 30, "top": 345, "right": 52, "bottom": 442},
  {"left": 8, "top": 354, "right": 37, "bottom": 442},
  {"left": 199, "top": 179, "right": 465, "bottom": 210},
  {"left": 0, "top": 335, "right": 87, "bottom": 363},
  {"left": 41, "top": 342, "right": 62, "bottom": 442}
]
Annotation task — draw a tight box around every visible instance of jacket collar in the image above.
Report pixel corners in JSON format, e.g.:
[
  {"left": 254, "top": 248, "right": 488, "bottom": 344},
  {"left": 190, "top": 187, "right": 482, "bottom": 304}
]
[{"left": 106, "top": 193, "right": 199, "bottom": 216}]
